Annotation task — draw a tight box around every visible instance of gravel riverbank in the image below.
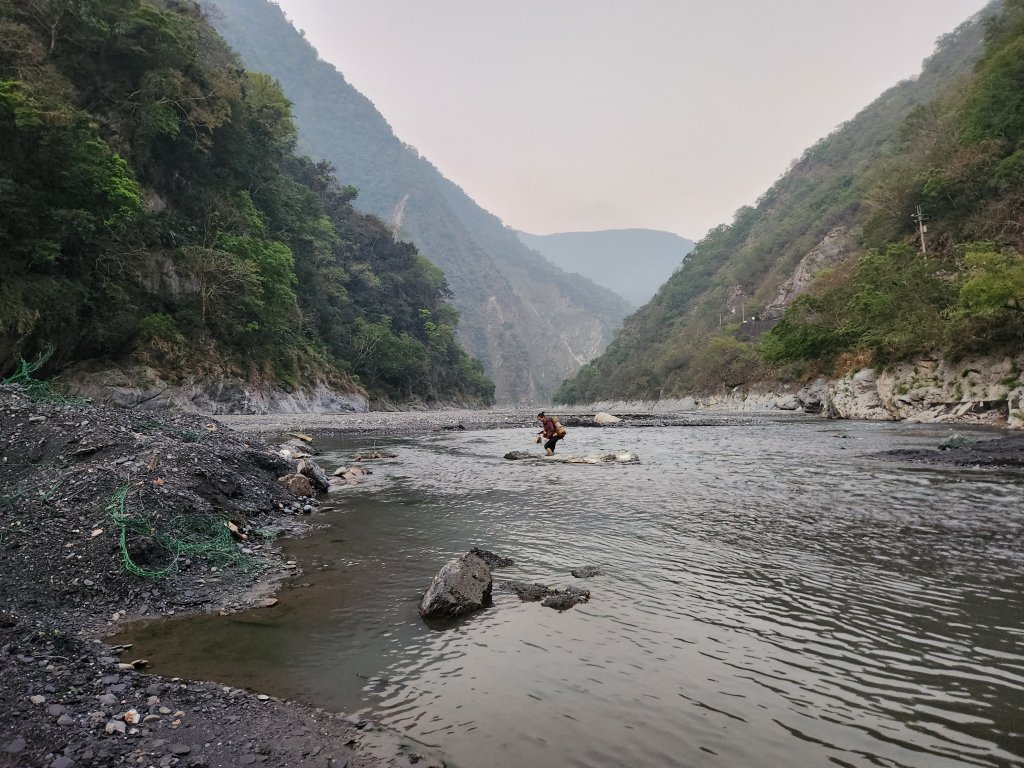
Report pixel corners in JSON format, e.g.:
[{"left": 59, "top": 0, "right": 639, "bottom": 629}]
[{"left": 0, "top": 385, "right": 445, "bottom": 768}]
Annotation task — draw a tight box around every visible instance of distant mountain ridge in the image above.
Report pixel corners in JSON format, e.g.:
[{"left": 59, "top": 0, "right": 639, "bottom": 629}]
[
  {"left": 207, "top": 0, "right": 632, "bottom": 403},
  {"left": 516, "top": 229, "right": 695, "bottom": 306}
]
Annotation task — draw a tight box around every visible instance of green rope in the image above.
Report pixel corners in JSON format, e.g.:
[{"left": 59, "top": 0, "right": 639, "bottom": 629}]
[{"left": 105, "top": 484, "right": 247, "bottom": 578}]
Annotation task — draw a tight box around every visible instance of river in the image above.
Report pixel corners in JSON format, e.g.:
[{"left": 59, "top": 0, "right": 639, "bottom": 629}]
[{"left": 118, "top": 416, "right": 1024, "bottom": 768}]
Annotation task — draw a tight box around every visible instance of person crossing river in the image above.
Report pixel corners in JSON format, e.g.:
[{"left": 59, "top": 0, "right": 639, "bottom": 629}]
[{"left": 536, "top": 411, "right": 567, "bottom": 455}]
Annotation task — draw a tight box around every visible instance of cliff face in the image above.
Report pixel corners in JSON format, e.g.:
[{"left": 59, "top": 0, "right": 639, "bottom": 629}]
[{"left": 208, "top": 0, "right": 631, "bottom": 404}]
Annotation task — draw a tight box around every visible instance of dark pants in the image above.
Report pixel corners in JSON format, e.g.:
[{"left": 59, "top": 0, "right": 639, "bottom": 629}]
[{"left": 544, "top": 434, "right": 564, "bottom": 453}]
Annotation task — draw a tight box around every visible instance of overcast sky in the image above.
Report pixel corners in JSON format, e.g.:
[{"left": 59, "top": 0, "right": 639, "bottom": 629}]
[{"left": 273, "top": 1, "right": 990, "bottom": 240}]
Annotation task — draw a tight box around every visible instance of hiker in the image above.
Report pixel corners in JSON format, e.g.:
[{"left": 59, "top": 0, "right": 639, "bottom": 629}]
[{"left": 536, "top": 411, "right": 566, "bottom": 455}]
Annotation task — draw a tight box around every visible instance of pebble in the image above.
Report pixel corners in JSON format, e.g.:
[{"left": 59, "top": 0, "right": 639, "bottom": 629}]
[
  {"left": 57, "top": 714, "right": 75, "bottom": 726},
  {"left": 5, "top": 737, "right": 26, "bottom": 754},
  {"left": 104, "top": 719, "right": 126, "bottom": 735},
  {"left": 30, "top": 694, "right": 46, "bottom": 705},
  {"left": 168, "top": 743, "right": 191, "bottom": 755},
  {"left": 98, "top": 693, "right": 118, "bottom": 706},
  {"left": 46, "top": 703, "right": 66, "bottom": 716}
]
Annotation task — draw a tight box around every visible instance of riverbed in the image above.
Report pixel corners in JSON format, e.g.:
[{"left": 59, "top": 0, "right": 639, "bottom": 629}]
[{"left": 118, "top": 416, "right": 1024, "bottom": 768}]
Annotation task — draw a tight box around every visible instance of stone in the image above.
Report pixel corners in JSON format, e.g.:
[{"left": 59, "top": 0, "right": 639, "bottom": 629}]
[
  {"left": 279, "top": 473, "right": 313, "bottom": 498},
  {"left": 594, "top": 411, "right": 621, "bottom": 424},
  {"left": 419, "top": 551, "right": 493, "bottom": 618},
  {"left": 104, "top": 719, "right": 126, "bottom": 734},
  {"left": 5, "top": 737, "right": 26, "bottom": 754},
  {"left": 50, "top": 757, "right": 75, "bottom": 768},
  {"left": 570, "top": 566, "right": 603, "bottom": 578},
  {"left": 296, "top": 458, "right": 331, "bottom": 492},
  {"left": 470, "top": 547, "right": 513, "bottom": 568},
  {"left": 500, "top": 581, "right": 554, "bottom": 602},
  {"left": 168, "top": 743, "right": 191, "bottom": 755}
]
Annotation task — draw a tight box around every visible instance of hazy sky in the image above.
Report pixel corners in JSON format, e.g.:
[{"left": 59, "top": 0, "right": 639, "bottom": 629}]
[{"left": 273, "top": 1, "right": 990, "bottom": 240}]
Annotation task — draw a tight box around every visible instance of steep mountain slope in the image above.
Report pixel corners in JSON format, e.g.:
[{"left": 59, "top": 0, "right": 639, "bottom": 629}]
[
  {"left": 556, "top": 4, "right": 1020, "bottom": 404},
  {"left": 0, "top": 0, "right": 493, "bottom": 410},
  {"left": 516, "top": 229, "right": 695, "bottom": 306},
  {"left": 207, "top": 0, "right": 632, "bottom": 403}
]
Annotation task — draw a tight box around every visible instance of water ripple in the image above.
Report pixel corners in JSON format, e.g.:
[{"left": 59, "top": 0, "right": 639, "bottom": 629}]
[{"left": 119, "top": 420, "right": 1024, "bottom": 768}]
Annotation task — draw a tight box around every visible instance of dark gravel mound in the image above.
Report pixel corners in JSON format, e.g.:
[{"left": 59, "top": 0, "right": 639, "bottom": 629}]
[{"left": 0, "top": 385, "right": 441, "bottom": 768}]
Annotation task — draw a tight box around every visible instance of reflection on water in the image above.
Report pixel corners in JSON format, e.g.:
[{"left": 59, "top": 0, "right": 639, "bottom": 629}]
[{"left": 117, "top": 419, "right": 1024, "bottom": 768}]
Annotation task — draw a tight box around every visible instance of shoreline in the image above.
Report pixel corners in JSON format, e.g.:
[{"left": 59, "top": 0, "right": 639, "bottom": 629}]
[{"left": 0, "top": 386, "right": 447, "bottom": 768}]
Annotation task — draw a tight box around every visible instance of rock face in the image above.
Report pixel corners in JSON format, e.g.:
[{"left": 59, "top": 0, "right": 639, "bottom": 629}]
[
  {"left": 419, "top": 551, "right": 494, "bottom": 619},
  {"left": 61, "top": 365, "right": 368, "bottom": 415},
  {"left": 588, "top": 353, "right": 1024, "bottom": 429}
]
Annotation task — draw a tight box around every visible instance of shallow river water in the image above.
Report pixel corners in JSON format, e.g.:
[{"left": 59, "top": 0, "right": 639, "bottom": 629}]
[{"left": 120, "top": 417, "right": 1024, "bottom": 768}]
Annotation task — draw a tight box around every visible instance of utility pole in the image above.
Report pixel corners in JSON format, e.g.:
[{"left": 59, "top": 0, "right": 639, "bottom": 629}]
[{"left": 912, "top": 205, "right": 928, "bottom": 258}]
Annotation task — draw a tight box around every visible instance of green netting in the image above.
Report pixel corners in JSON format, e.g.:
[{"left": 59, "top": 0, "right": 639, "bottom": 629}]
[
  {"left": 2, "top": 346, "right": 87, "bottom": 405},
  {"left": 105, "top": 484, "right": 248, "bottom": 578}
]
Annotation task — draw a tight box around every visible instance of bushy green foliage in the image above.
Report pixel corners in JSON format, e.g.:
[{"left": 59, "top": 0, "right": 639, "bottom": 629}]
[
  {"left": 958, "top": 248, "right": 1024, "bottom": 314},
  {"left": 0, "top": 0, "right": 493, "bottom": 404}
]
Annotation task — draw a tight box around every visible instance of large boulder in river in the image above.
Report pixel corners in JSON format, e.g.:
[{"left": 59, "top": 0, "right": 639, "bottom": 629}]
[
  {"left": 419, "top": 550, "right": 494, "bottom": 619},
  {"left": 594, "top": 411, "right": 621, "bottom": 424},
  {"left": 296, "top": 458, "right": 330, "bottom": 492}
]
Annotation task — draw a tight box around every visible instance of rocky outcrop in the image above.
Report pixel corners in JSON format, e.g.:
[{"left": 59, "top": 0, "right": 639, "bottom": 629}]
[
  {"left": 60, "top": 365, "right": 368, "bottom": 415},
  {"left": 765, "top": 227, "right": 853, "bottom": 318},
  {"left": 584, "top": 353, "right": 1024, "bottom": 428}
]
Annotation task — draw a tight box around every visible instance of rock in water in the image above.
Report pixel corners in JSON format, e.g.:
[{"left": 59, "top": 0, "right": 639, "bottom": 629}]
[
  {"left": 419, "top": 551, "right": 493, "bottom": 619},
  {"left": 297, "top": 458, "right": 331, "bottom": 492},
  {"left": 499, "top": 581, "right": 555, "bottom": 602},
  {"left": 503, "top": 450, "right": 534, "bottom": 460},
  {"left": 594, "top": 412, "right": 622, "bottom": 424},
  {"left": 470, "top": 547, "right": 514, "bottom": 568}
]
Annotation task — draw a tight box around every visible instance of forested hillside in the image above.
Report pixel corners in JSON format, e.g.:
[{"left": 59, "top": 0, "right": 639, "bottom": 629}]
[
  {"left": 557, "top": 1, "right": 1024, "bottom": 404},
  {"left": 516, "top": 229, "right": 695, "bottom": 306},
  {"left": 0, "top": 0, "right": 493, "bottom": 407},
  {"left": 208, "top": 0, "right": 633, "bottom": 404}
]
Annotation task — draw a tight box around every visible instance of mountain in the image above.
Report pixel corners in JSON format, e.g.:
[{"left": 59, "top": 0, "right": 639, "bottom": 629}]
[
  {"left": 516, "top": 229, "right": 695, "bottom": 307},
  {"left": 206, "top": 0, "right": 633, "bottom": 404},
  {"left": 0, "top": 0, "right": 493, "bottom": 409},
  {"left": 557, "top": 2, "right": 1022, "bottom": 405}
]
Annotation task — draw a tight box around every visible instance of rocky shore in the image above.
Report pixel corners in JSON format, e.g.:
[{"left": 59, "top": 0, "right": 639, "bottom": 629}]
[{"left": 0, "top": 385, "right": 444, "bottom": 768}]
